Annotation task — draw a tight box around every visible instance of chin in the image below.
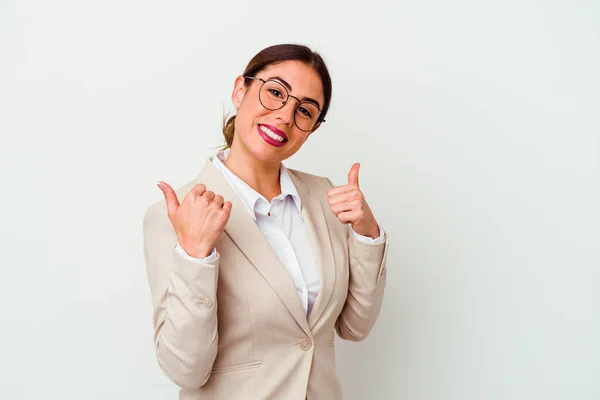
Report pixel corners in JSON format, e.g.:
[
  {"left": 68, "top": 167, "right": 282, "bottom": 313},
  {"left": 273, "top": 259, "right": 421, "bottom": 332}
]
[
  {"left": 246, "top": 134, "right": 287, "bottom": 159},
  {"left": 256, "top": 149, "right": 288, "bottom": 164}
]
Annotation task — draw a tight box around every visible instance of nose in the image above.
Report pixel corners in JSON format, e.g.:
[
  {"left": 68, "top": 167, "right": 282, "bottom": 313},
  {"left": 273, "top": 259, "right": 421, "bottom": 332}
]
[{"left": 274, "top": 99, "right": 297, "bottom": 126}]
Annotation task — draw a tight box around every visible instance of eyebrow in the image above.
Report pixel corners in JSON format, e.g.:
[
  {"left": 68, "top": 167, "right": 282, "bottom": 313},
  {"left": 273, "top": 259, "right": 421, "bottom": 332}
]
[{"left": 268, "top": 75, "right": 322, "bottom": 110}]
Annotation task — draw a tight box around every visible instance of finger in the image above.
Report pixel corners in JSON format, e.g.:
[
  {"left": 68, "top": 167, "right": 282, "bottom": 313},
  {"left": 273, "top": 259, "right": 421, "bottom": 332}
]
[
  {"left": 219, "top": 201, "right": 233, "bottom": 221},
  {"left": 187, "top": 184, "right": 207, "bottom": 203},
  {"left": 347, "top": 162, "right": 360, "bottom": 188},
  {"left": 337, "top": 210, "right": 360, "bottom": 224},
  {"left": 330, "top": 200, "right": 359, "bottom": 216},
  {"left": 327, "top": 184, "right": 356, "bottom": 197},
  {"left": 202, "top": 190, "right": 216, "bottom": 202},
  {"left": 328, "top": 190, "right": 360, "bottom": 206},
  {"left": 191, "top": 183, "right": 207, "bottom": 197},
  {"left": 213, "top": 194, "right": 225, "bottom": 207},
  {"left": 157, "top": 181, "right": 180, "bottom": 214},
  {"left": 222, "top": 201, "right": 233, "bottom": 214}
]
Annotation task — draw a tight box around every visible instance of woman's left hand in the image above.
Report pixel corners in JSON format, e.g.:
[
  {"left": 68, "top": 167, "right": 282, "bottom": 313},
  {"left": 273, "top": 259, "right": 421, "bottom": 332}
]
[{"left": 327, "top": 163, "right": 380, "bottom": 239}]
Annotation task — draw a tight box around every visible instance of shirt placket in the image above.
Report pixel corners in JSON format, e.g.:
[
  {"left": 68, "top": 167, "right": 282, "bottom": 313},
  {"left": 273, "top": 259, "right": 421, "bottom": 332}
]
[{"left": 272, "top": 197, "right": 309, "bottom": 314}]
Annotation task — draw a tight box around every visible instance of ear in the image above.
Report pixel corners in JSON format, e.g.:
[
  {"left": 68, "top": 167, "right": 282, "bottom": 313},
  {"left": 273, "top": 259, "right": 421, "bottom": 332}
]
[{"left": 231, "top": 75, "right": 247, "bottom": 108}]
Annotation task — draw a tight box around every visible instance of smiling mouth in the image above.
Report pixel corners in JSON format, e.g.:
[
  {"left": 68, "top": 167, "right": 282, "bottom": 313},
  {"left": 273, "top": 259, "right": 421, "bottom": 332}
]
[{"left": 259, "top": 124, "right": 288, "bottom": 143}]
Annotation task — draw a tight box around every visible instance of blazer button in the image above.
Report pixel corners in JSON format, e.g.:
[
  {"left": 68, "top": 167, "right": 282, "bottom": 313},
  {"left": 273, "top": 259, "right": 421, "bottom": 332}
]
[
  {"left": 196, "top": 298, "right": 214, "bottom": 308},
  {"left": 299, "top": 338, "right": 312, "bottom": 351}
]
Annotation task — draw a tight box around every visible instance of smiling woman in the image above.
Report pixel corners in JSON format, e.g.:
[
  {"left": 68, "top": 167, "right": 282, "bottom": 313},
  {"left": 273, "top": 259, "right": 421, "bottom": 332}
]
[{"left": 143, "top": 43, "right": 389, "bottom": 399}]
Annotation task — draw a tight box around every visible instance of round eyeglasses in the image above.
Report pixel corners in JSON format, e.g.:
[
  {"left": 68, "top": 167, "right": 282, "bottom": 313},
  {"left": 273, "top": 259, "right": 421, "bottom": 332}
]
[{"left": 244, "top": 76, "right": 325, "bottom": 132}]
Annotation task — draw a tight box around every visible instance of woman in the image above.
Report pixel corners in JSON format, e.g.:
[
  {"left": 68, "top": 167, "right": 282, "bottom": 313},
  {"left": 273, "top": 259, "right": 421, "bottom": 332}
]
[{"left": 143, "top": 44, "right": 389, "bottom": 399}]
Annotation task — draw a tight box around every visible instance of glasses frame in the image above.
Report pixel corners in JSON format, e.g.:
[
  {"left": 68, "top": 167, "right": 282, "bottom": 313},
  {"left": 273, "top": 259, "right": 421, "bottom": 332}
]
[{"left": 243, "top": 76, "right": 325, "bottom": 132}]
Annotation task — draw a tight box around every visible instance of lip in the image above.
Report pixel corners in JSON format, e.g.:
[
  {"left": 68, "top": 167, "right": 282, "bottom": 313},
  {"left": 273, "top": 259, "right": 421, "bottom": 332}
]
[
  {"left": 257, "top": 124, "right": 286, "bottom": 148},
  {"left": 260, "top": 124, "right": 288, "bottom": 141}
]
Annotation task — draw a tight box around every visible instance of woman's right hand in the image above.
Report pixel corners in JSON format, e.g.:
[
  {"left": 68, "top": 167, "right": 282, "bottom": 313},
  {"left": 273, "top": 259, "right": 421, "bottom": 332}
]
[{"left": 157, "top": 181, "right": 232, "bottom": 258}]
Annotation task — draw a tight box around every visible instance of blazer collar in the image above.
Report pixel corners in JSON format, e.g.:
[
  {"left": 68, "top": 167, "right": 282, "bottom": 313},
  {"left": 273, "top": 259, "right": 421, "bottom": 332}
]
[
  {"left": 288, "top": 169, "right": 337, "bottom": 331},
  {"left": 195, "top": 156, "right": 337, "bottom": 336}
]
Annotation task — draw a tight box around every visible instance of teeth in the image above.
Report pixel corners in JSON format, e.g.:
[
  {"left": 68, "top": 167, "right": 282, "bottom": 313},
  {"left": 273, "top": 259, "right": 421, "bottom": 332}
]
[{"left": 260, "top": 125, "right": 285, "bottom": 142}]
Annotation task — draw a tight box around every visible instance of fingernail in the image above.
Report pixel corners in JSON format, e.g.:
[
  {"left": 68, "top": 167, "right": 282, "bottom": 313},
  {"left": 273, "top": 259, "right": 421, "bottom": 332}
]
[{"left": 156, "top": 182, "right": 163, "bottom": 191}]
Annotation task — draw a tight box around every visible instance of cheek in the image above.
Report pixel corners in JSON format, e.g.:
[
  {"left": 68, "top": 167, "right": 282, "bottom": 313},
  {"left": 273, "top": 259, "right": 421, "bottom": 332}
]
[
  {"left": 296, "top": 132, "right": 311, "bottom": 145},
  {"left": 238, "top": 100, "right": 268, "bottom": 128}
]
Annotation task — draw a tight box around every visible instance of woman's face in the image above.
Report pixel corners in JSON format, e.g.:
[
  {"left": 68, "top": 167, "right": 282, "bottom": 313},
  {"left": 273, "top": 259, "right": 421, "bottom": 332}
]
[{"left": 231, "top": 60, "right": 325, "bottom": 164}]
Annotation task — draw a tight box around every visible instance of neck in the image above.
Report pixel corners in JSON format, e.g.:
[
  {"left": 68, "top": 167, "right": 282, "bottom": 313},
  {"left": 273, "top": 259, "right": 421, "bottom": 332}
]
[{"left": 224, "top": 143, "right": 282, "bottom": 202}]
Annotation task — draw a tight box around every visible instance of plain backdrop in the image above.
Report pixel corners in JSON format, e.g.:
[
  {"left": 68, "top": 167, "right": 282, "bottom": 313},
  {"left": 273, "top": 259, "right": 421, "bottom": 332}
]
[{"left": 1, "top": 0, "right": 599, "bottom": 399}]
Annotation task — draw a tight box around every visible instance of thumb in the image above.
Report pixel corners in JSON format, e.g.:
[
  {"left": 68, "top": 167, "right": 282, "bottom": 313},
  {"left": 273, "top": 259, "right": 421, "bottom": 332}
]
[
  {"left": 348, "top": 162, "right": 360, "bottom": 187},
  {"left": 157, "top": 181, "right": 180, "bottom": 214}
]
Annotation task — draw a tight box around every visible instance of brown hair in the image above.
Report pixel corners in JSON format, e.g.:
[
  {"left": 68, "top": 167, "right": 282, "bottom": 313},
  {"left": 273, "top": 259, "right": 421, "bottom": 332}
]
[{"left": 221, "top": 44, "right": 333, "bottom": 149}]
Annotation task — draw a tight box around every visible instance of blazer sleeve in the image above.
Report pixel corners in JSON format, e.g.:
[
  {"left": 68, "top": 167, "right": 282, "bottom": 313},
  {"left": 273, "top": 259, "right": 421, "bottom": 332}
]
[
  {"left": 325, "top": 178, "right": 389, "bottom": 342},
  {"left": 143, "top": 204, "right": 219, "bottom": 389}
]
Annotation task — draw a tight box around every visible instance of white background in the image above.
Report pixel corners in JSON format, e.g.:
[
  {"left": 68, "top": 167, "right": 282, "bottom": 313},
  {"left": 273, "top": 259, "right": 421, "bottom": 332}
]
[{"left": 1, "top": 0, "right": 599, "bottom": 399}]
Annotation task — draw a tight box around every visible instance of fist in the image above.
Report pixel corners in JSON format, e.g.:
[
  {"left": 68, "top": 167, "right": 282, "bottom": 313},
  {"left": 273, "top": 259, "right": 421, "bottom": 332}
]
[
  {"left": 157, "top": 181, "right": 232, "bottom": 258},
  {"left": 326, "top": 163, "right": 379, "bottom": 239}
]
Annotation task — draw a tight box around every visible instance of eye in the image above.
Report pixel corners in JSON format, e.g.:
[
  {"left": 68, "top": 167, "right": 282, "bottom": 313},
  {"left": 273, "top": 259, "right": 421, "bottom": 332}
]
[
  {"left": 297, "top": 106, "right": 313, "bottom": 118},
  {"left": 268, "top": 88, "right": 284, "bottom": 98}
]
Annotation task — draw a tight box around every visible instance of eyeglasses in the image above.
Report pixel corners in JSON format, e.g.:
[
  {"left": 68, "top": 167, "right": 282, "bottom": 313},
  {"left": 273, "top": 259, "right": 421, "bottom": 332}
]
[{"left": 244, "top": 76, "right": 325, "bottom": 132}]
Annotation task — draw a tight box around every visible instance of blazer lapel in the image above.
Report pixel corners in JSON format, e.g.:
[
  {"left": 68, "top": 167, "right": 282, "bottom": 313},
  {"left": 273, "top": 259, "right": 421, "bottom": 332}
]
[
  {"left": 288, "top": 170, "right": 337, "bottom": 330},
  {"left": 196, "top": 157, "right": 311, "bottom": 337}
]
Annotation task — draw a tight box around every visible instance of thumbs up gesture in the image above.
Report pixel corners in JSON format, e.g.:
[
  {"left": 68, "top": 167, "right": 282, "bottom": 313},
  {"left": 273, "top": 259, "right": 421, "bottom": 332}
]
[
  {"left": 326, "top": 163, "right": 380, "bottom": 239},
  {"left": 157, "top": 181, "right": 232, "bottom": 258}
]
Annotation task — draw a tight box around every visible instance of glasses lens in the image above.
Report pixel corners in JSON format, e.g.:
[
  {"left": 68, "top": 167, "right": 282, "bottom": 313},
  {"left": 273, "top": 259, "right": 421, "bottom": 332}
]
[
  {"left": 294, "top": 103, "right": 320, "bottom": 131},
  {"left": 259, "top": 80, "right": 288, "bottom": 110},
  {"left": 258, "top": 79, "right": 321, "bottom": 131}
]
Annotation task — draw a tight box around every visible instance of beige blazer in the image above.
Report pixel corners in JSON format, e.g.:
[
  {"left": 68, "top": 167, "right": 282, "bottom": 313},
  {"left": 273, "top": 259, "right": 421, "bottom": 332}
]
[{"left": 143, "top": 156, "right": 389, "bottom": 400}]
